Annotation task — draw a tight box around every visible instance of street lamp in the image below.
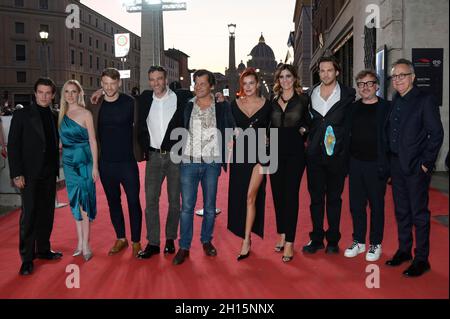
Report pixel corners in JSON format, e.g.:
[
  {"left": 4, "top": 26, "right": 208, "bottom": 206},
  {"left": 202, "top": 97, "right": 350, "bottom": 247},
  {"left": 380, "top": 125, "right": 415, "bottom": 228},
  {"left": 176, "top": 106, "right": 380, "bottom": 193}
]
[
  {"left": 228, "top": 23, "right": 236, "bottom": 37},
  {"left": 39, "top": 30, "right": 49, "bottom": 77}
]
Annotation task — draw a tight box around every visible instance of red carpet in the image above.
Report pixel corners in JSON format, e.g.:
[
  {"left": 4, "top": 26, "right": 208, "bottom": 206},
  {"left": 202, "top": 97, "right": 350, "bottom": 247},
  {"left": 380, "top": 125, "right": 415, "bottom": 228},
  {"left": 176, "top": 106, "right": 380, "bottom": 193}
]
[{"left": 0, "top": 162, "right": 448, "bottom": 299}]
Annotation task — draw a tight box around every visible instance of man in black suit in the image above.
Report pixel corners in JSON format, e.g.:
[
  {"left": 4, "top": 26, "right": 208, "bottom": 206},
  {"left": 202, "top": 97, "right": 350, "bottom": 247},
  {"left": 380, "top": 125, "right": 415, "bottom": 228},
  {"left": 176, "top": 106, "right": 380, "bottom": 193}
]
[
  {"left": 8, "top": 78, "right": 62, "bottom": 276},
  {"left": 385, "top": 59, "right": 444, "bottom": 277},
  {"left": 137, "top": 66, "right": 192, "bottom": 259},
  {"left": 302, "top": 56, "right": 356, "bottom": 254}
]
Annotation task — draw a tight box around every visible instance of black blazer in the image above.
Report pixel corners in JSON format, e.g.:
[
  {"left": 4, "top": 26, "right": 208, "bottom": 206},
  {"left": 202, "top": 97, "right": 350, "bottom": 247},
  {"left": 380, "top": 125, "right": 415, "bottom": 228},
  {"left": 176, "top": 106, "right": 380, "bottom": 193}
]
[
  {"left": 8, "top": 103, "right": 59, "bottom": 179},
  {"left": 306, "top": 82, "right": 356, "bottom": 159},
  {"left": 176, "top": 99, "right": 236, "bottom": 171},
  {"left": 349, "top": 97, "right": 390, "bottom": 179},
  {"left": 384, "top": 87, "right": 444, "bottom": 175},
  {"left": 137, "top": 89, "right": 193, "bottom": 158}
]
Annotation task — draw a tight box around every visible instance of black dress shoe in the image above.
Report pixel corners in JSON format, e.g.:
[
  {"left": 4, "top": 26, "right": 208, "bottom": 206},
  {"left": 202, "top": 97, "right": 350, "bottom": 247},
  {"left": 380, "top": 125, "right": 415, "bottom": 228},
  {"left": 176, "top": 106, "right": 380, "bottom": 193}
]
[
  {"left": 36, "top": 250, "right": 63, "bottom": 260},
  {"left": 403, "top": 260, "right": 431, "bottom": 277},
  {"left": 138, "top": 244, "right": 160, "bottom": 259},
  {"left": 202, "top": 242, "right": 217, "bottom": 256},
  {"left": 385, "top": 250, "right": 413, "bottom": 266},
  {"left": 172, "top": 249, "right": 189, "bottom": 265},
  {"left": 164, "top": 239, "right": 175, "bottom": 254},
  {"left": 325, "top": 244, "right": 340, "bottom": 254},
  {"left": 19, "top": 261, "right": 34, "bottom": 276},
  {"left": 302, "top": 241, "right": 325, "bottom": 254}
]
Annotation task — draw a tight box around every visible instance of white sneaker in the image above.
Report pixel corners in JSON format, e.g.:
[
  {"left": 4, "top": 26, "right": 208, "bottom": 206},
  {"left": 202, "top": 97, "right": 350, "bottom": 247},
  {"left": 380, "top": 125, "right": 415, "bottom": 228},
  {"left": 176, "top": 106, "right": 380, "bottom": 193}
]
[
  {"left": 366, "top": 244, "right": 382, "bottom": 261},
  {"left": 344, "top": 240, "right": 366, "bottom": 258},
  {"left": 195, "top": 208, "right": 221, "bottom": 216}
]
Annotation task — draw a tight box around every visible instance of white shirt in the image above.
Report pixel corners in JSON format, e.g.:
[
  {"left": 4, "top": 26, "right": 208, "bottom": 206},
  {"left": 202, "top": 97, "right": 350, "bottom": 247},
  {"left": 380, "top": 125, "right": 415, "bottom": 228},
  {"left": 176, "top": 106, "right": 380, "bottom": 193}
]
[
  {"left": 146, "top": 88, "right": 177, "bottom": 149},
  {"left": 311, "top": 82, "right": 341, "bottom": 117}
]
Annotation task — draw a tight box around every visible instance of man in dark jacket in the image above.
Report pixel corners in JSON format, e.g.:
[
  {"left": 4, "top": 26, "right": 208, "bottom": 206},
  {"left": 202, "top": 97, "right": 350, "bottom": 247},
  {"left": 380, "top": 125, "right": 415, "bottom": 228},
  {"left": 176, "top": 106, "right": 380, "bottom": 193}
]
[
  {"left": 8, "top": 78, "right": 62, "bottom": 275},
  {"left": 385, "top": 59, "right": 443, "bottom": 277},
  {"left": 137, "top": 66, "right": 193, "bottom": 259},
  {"left": 343, "top": 69, "right": 389, "bottom": 262},
  {"left": 172, "top": 69, "right": 235, "bottom": 265},
  {"left": 303, "top": 56, "right": 356, "bottom": 254}
]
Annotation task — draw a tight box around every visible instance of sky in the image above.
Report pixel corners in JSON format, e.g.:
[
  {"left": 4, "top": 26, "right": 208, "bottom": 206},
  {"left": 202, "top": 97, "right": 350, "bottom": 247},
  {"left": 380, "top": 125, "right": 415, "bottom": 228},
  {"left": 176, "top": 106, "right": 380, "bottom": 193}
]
[{"left": 80, "top": 0, "right": 296, "bottom": 73}]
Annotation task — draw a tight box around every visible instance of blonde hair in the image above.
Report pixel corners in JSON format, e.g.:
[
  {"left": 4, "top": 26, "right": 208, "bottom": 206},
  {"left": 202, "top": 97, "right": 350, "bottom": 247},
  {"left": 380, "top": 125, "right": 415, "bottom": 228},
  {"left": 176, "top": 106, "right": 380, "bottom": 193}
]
[
  {"left": 273, "top": 64, "right": 303, "bottom": 98},
  {"left": 59, "top": 80, "right": 85, "bottom": 127}
]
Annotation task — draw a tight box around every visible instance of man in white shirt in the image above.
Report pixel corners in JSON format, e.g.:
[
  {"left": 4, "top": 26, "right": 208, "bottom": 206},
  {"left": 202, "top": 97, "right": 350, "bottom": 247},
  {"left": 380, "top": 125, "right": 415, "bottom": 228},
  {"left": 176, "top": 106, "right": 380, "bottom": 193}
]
[
  {"left": 303, "top": 56, "right": 355, "bottom": 255},
  {"left": 137, "top": 66, "right": 192, "bottom": 259}
]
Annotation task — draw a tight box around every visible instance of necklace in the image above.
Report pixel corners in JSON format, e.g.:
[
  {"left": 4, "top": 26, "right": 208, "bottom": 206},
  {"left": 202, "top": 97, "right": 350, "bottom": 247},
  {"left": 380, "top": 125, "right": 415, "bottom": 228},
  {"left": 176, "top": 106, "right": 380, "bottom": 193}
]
[{"left": 280, "top": 93, "right": 293, "bottom": 104}]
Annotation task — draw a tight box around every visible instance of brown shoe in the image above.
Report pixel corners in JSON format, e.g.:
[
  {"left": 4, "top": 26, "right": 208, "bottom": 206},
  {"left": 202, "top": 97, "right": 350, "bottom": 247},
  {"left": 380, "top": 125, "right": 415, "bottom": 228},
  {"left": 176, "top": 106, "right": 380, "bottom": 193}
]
[
  {"left": 172, "top": 249, "right": 189, "bottom": 265},
  {"left": 108, "top": 239, "right": 129, "bottom": 255},
  {"left": 132, "top": 242, "right": 142, "bottom": 258}
]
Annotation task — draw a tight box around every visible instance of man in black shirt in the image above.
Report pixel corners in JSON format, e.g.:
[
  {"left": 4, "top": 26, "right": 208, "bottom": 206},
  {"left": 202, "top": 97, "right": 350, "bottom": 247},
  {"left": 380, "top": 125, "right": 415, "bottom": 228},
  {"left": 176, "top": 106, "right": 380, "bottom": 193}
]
[
  {"left": 385, "top": 59, "right": 443, "bottom": 277},
  {"left": 8, "top": 78, "right": 62, "bottom": 276},
  {"left": 89, "top": 68, "right": 144, "bottom": 258},
  {"left": 344, "top": 70, "right": 389, "bottom": 262}
]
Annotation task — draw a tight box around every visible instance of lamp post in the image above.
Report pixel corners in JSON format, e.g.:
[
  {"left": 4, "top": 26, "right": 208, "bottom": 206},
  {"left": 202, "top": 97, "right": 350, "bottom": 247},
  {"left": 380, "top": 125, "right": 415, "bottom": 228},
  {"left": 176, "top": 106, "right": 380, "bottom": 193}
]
[
  {"left": 39, "top": 30, "right": 49, "bottom": 77},
  {"left": 227, "top": 23, "right": 238, "bottom": 98}
]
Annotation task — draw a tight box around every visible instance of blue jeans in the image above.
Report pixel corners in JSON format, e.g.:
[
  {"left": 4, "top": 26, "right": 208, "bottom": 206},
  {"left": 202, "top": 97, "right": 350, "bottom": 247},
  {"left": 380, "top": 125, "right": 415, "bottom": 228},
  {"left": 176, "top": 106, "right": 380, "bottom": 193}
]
[{"left": 179, "top": 162, "right": 221, "bottom": 250}]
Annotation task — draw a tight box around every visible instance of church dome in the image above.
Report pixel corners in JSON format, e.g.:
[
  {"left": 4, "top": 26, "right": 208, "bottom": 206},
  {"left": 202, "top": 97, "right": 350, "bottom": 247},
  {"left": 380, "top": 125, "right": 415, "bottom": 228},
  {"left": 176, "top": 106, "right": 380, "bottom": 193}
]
[{"left": 249, "top": 34, "right": 276, "bottom": 61}]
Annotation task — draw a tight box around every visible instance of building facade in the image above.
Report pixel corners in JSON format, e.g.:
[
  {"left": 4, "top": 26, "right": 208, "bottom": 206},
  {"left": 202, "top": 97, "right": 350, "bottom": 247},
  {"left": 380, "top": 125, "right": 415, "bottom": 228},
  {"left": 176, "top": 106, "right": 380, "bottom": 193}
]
[
  {"left": 164, "top": 48, "right": 191, "bottom": 89},
  {"left": 0, "top": 0, "right": 141, "bottom": 108}
]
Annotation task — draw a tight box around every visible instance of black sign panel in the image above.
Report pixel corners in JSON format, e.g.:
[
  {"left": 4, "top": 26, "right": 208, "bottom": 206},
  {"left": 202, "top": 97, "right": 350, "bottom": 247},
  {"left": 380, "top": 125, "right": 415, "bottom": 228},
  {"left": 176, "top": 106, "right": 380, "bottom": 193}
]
[{"left": 412, "top": 48, "right": 444, "bottom": 106}]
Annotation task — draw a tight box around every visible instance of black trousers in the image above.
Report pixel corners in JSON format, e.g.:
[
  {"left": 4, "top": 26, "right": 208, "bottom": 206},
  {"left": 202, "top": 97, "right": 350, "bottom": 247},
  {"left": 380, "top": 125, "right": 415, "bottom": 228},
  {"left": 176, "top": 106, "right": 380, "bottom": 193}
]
[
  {"left": 306, "top": 155, "right": 347, "bottom": 244},
  {"left": 19, "top": 174, "right": 56, "bottom": 262},
  {"left": 349, "top": 157, "right": 386, "bottom": 245},
  {"left": 269, "top": 154, "right": 305, "bottom": 243},
  {"left": 99, "top": 161, "right": 142, "bottom": 243},
  {"left": 390, "top": 156, "right": 431, "bottom": 262}
]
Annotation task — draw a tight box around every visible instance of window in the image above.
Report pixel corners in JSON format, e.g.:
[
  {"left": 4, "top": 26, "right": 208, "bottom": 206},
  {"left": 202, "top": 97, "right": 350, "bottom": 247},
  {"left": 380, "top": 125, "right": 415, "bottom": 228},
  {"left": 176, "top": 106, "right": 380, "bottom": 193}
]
[
  {"left": 70, "top": 49, "right": 75, "bottom": 65},
  {"left": 17, "top": 71, "right": 26, "bottom": 83},
  {"left": 79, "top": 32, "right": 83, "bottom": 43},
  {"left": 104, "top": 59, "right": 107, "bottom": 68},
  {"left": 89, "top": 55, "right": 93, "bottom": 69},
  {"left": 90, "top": 77, "right": 93, "bottom": 87},
  {"left": 104, "top": 43, "right": 107, "bottom": 52},
  {"left": 80, "top": 75, "right": 84, "bottom": 85},
  {"left": 89, "top": 36, "right": 92, "bottom": 46},
  {"left": 79, "top": 52, "right": 83, "bottom": 66},
  {"left": 111, "top": 26, "right": 114, "bottom": 34},
  {"left": 15, "top": 22, "right": 24, "bottom": 33},
  {"left": 39, "top": 0, "right": 48, "bottom": 10},
  {"left": 16, "top": 44, "right": 26, "bottom": 61},
  {"left": 97, "top": 78, "right": 100, "bottom": 87},
  {"left": 14, "top": 0, "right": 24, "bottom": 7},
  {"left": 72, "top": 74, "right": 75, "bottom": 80},
  {"left": 88, "top": 14, "right": 91, "bottom": 25},
  {"left": 104, "top": 23, "right": 106, "bottom": 31},
  {"left": 40, "top": 24, "right": 49, "bottom": 33},
  {"left": 95, "top": 19, "right": 98, "bottom": 28},
  {"left": 96, "top": 56, "right": 99, "bottom": 70},
  {"left": 96, "top": 39, "right": 99, "bottom": 49}
]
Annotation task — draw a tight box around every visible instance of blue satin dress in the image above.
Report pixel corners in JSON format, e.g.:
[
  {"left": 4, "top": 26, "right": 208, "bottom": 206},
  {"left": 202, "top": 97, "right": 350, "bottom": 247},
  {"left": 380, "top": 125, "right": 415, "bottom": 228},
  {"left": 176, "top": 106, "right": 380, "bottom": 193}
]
[{"left": 60, "top": 115, "right": 96, "bottom": 221}]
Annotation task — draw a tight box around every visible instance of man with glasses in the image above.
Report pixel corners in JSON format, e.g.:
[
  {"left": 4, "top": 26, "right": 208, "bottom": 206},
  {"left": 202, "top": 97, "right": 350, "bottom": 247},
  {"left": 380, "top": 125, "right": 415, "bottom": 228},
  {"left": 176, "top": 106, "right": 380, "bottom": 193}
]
[
  {"left": 385, "top": 59, "right": 443, "bottom": 277},
  {"left": 344, "top": 70, "right": 389, "bottom": 262}
]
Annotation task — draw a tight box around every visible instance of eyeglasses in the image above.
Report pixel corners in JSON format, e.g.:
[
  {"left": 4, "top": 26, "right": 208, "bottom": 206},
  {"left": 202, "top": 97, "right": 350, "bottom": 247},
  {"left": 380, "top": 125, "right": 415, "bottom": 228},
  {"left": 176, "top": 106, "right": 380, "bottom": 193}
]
[
  {"left": 356, "top": 81, "right": 377, "bottom": 88},
  {"left": 390, "top": 73, "right": 412, "bottom": 81}
]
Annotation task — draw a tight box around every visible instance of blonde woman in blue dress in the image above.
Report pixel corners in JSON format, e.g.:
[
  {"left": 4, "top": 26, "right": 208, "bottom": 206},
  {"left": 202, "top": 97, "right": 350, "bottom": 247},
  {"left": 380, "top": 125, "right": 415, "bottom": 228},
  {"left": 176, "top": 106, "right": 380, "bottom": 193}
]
[{"left": 59, "top": 80, "right": 98, "bottom": 261}]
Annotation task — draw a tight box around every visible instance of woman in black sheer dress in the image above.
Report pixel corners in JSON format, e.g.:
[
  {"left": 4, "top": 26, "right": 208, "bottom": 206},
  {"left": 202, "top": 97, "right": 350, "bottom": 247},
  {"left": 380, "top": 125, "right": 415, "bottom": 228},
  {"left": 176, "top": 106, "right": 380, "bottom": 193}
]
[
  {"left": 227, "top": 68, "right": 271, "bottom": 260},
  {"left": 269, "top": 64, "right": 309, "bottom": 262}
]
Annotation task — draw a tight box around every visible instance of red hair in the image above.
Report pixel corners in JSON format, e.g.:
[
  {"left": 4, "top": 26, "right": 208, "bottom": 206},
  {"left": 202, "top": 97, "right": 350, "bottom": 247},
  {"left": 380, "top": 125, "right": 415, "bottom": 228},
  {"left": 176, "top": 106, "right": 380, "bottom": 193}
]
[{"left": 237, "top": 67, "right": 259, "bottom": 97}]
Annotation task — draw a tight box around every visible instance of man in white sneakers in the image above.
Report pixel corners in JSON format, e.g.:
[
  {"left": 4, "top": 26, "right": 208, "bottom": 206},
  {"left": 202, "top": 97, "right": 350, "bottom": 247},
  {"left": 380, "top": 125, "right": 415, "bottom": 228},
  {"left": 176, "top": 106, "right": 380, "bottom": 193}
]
[{"left": 344, "top": 70, "right": 390, "bottom": 262}]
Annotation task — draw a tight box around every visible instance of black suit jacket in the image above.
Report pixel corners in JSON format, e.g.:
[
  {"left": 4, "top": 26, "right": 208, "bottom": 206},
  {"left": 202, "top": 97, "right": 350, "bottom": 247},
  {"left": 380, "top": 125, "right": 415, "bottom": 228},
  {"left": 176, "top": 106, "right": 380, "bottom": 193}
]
[
  {"left": 8, "top": 103, "right": 59, "bottom": 179},
  {"left": 137, "top": 88, "right": 193, "bottom": 159},
  {"left": 384, "top": 87, "right": 444, "bottom": 175},
  {"left": 306, "top": 82, "right": 356, "bottom": 159}
]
